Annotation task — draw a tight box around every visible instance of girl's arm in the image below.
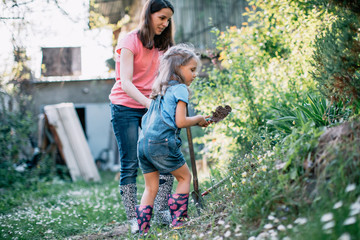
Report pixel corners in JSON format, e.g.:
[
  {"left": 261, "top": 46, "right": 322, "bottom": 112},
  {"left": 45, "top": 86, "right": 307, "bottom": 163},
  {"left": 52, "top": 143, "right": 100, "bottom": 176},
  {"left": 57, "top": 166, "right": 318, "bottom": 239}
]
[
  {"left": 119, "top": 48, "right": 152, "bottom": 109},
  {"left": 175, "top": 101, "right": 209, "bottom": 128}
]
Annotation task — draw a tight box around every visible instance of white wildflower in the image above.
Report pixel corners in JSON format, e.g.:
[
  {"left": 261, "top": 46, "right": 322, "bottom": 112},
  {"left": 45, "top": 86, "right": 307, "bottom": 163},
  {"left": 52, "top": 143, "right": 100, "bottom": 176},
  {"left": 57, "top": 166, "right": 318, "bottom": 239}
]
[
  {"left": 256, "top": 232, "right": 269, "bottom": 240},
  {"left": 277, "top": 225, "right": 286, "bottom": 231},
  {"left": 224, "top": 230, "right": 231, "bottom": 238},
  {"left": 269, "top": 229, "right": 278, "bottom": 237},
  {"left": 294, "top": 217, "right": 307, "bottom": 225},
  {"left": 264, "top": 223, "right": 273, "bottom": 229},
  {"left": 345, "top": 183, "right": 356, "bottom": 192},
  {"left": 282, "top": 237, "right": 291, "bottom": 240},
  {"left": 242, "top": 172, "right": 247, "bottom": 177},
  {"left": 321, "top": 213, "right": 334, "bottom": 222},
  {"left": 268, "top": 215, "right": 275, "bottom": 221},
  {"left": 286, "top": 224, "right": 293, "bottom": 229},
  {"left": 44, "top": 229, "right": 53, "bottom": 234},
  {"left": 235, "top": 224, "right": 241, "bottom": 232},
  {"left": 322, "top": 221, "right": 335, "bottom": 230},
  {"left": 333, "top": 201, "right": 343, "bottom": 209},
  {"left": 275, "top": 162, "right": 286, "bottom": 170},
  {"left": 225, "top": 224, "right": 230, "bottom": 229},
  {"left": 343, "top": 217, "right": 356, "bottom": 226},
  {"left": 235, "top": 233, "right": 243, "bottom": 237},
  {"left": 338, "top": 233, "right": 351, "bottom": 240},
  {"left": 218, "top": 219, "right": 225, "bottom": 225},
  {"left": 248, "top": 237, "right": 256, "bottom": 240},
  {"left": 350, "top": 202, "right": 360, "bottom": 216}
]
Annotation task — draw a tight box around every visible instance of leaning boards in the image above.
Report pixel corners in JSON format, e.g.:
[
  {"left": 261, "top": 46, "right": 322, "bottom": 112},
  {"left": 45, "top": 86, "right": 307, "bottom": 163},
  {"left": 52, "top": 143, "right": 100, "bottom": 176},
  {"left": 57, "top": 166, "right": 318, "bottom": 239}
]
[{"left": 44, "top": 103, "right": 101, "bottom": 182}]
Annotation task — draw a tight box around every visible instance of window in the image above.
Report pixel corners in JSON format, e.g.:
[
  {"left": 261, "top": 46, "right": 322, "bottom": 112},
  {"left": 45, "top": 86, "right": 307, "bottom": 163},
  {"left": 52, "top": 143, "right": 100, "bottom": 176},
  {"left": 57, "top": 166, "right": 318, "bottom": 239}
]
[{"left": 41, "top": 47, "right": 81, "bottom": 77}]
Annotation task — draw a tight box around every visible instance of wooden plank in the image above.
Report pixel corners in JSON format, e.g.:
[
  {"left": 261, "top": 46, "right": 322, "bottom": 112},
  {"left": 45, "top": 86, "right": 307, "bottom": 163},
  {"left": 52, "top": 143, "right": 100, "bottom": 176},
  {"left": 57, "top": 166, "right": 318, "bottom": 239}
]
[
  {"left": 55, "top": 103, "right": 101, "bottom": 182},
  {"left": 44, "top": 104, "right": 82, "bottom": 181},
  {"left": 44, "top": 103, "right": 101, "bottom": 182}
]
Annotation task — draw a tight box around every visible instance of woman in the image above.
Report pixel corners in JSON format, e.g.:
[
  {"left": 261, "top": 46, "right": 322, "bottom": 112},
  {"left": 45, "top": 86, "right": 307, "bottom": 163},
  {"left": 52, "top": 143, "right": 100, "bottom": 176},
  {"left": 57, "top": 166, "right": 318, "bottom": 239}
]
[{"left": 109, "top": 0, "right": 175, "bottom": 233}]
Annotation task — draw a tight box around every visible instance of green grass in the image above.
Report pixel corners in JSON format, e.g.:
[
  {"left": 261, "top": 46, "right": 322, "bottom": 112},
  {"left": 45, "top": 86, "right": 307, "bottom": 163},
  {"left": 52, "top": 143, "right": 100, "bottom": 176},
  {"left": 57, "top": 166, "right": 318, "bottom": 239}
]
[
  {"left": 1, "top": 118, "right": 360, "bottom": 240},
  {"left": 0, "top": 167, "right": 226, "bottom": 240},
  {"left": 0, "top": 171, "right": 126, "bottom": 239},
  {"left": 1, "top": 165, "right": 359, "bottom": 240}
]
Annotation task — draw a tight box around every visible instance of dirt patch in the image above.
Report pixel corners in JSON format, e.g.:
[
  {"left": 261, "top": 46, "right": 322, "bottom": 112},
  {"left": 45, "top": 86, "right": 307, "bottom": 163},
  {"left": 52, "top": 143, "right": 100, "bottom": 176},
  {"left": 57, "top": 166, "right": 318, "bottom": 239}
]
[
  {"left": 308, "top": 120, "right": 360, "bottom": 177},
  {"left": 69, "top": 224, "right": 129, "bottom": 240}
]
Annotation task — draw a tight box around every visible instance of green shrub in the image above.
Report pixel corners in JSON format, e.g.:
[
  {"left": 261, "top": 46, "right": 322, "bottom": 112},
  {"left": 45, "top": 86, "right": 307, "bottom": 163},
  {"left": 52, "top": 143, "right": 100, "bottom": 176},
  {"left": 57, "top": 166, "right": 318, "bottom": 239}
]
[
  {"left": 267, "top": 94, "right": 353, "bottom": 136},
  {"left": 0, "top": 102, "right": 35, "bottom": 187},
  {"left": 312, "top": 11, "right": 360, "bottom": 107},
  {"left": 192, "top": 0, "right": 329, "bottom": 168}
]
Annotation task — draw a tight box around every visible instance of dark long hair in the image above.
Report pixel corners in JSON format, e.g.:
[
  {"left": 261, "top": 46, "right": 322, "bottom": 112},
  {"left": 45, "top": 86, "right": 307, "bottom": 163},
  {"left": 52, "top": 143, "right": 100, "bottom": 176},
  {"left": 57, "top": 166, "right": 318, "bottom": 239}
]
[{"left": 138, "top": 0, "right": 175, "bottom": 51}]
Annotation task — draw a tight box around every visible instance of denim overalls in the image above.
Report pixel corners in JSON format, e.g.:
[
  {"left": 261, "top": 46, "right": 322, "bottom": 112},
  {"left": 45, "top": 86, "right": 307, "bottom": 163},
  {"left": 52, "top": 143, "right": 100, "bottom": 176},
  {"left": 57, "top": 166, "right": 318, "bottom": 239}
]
[{"left": 137, "top": 95, "right": 185, "bottom": 174}]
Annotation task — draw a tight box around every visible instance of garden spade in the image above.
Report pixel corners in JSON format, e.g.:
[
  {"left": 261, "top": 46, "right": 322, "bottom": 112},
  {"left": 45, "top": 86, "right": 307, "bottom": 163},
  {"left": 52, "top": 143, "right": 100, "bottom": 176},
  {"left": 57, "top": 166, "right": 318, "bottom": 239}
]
[
  {"left": 186, "top": 125, "right": 204, "bottom": 213},
  {"left": 186, "top": 105, "right": 232, "bottom": 213}
]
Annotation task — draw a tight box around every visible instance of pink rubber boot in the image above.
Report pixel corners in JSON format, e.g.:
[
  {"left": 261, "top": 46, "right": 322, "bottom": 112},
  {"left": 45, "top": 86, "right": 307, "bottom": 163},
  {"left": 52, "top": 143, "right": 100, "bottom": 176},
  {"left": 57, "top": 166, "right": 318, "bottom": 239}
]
[
  {"left": 135, "top": 205, "right": 153, "bottom": 236},
  {"left": 168, "top": 193, "right": 189, "bottom": 229}
]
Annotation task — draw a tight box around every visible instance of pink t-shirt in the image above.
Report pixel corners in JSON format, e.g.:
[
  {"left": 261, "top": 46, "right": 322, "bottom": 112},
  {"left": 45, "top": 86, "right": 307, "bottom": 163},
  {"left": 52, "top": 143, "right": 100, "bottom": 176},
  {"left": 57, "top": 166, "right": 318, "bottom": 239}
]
[{"left": 109, "top": 30, "right": 163, "bottom": 109}]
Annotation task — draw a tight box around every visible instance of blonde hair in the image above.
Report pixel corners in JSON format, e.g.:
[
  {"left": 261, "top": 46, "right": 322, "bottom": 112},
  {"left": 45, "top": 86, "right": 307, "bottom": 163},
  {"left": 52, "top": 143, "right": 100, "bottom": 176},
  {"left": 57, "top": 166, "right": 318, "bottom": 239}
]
[{"left": 150, "top": 44, "right": 201, "bottom": 99}]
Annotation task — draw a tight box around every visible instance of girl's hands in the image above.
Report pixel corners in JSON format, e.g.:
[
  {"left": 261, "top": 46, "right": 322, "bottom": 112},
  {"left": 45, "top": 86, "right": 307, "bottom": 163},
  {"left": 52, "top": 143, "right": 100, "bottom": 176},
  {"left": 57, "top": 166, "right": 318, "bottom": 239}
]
[
  {"left": 175, "top": 101, "right": 212, "bottom": 128},
  {"left": 197, "top": 115, "right": 211, "bottom": 127}
]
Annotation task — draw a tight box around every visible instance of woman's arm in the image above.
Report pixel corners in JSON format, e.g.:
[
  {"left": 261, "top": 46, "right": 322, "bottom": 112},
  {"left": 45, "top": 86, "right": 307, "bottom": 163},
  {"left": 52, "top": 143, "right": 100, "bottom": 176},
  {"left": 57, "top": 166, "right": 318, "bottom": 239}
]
[
  {"left": 120, "top": 48, "right": 152, "bottom": 109},
  {"left": 175, "top": 101, "right": 209, "bottom": 128}
]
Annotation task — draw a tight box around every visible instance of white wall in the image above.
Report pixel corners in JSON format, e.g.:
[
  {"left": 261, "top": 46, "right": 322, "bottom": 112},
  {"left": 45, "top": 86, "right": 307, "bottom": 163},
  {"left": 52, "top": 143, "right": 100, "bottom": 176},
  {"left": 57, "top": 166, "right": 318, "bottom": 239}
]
[
  {"left": 0, "top": 0, "right": 114, "bottom": 80},
  {"left": 74, "top": 103, "right": 113, "bottom": 164}
]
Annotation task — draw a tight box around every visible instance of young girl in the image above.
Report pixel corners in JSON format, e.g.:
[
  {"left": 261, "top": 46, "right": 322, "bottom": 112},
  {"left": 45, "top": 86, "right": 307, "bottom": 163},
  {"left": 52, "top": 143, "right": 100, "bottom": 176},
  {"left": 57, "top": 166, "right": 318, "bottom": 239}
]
[{"left": 136, "top": 44, "right": 210, "bottom": 235}]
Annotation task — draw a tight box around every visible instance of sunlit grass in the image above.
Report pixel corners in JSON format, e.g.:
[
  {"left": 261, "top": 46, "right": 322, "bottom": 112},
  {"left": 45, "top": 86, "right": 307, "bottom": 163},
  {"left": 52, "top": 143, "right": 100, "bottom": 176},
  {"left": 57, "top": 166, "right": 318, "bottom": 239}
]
[{"left": 0, "top": 171, "right": 127, "bottom": 239}]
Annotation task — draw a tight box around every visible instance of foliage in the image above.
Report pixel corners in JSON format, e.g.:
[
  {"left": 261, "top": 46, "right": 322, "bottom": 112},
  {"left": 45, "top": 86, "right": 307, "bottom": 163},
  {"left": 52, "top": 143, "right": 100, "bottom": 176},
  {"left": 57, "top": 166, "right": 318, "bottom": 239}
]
[
  {"left": 267, "top": 94, "right": 353, "bottom": 136},
  {"left": 187, "top": 0, "right": 360, "bottom": 239},
  {"left": 312, "top": 10, "right": 360, "bottom": 107},
  {"left": 192, "top": 0, "right": 329, "bottom": 168},
  {"left": 88, "top": 0, "right": 110, "bottom": 29},
  {"left": 328, "top": 0, "right": 360, "bottom": 14},
  {"left": 0, "top": 37, "right": 61, "bottom": 188},
  {"left": 0, "top": 100, "right": 34, "bottom": 187},
  {"left": 0, "top": 103, "right": 65, "bottom": 189}
]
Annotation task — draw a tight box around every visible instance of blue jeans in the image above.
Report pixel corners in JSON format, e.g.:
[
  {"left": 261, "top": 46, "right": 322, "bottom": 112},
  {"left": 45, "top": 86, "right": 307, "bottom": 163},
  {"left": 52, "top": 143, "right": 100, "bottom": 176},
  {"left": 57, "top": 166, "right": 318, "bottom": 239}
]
[
  {"left": 111, "top": 104, "right": 147, "bottom": 185},
  {"left": 111, "top": 103, "right": 172, "bottom": 185}
]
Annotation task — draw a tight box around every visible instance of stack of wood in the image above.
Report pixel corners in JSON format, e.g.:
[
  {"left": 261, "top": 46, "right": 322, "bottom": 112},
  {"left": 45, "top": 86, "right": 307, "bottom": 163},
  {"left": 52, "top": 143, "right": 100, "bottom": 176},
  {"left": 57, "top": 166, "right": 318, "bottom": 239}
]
[{"left": 38, "top": 103, "right": 101, "bottom": 182}]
